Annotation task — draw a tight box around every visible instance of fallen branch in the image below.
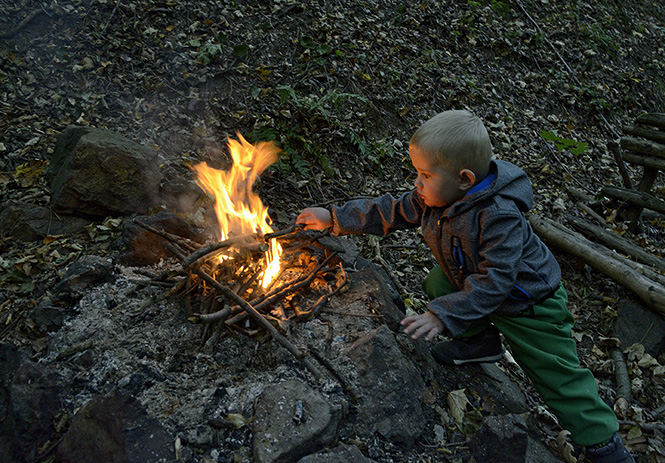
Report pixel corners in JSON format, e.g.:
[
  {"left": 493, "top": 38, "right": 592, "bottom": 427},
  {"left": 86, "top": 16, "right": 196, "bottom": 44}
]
[
  {"left": 527, "top": 214, "right": 665, "bottom": 315},
  {"left": 591, "top": 242, "right": 665, "bottom": 289},
  {"left": 608, "top": 141, "right": 634, "bottom": 190},
  {"left": 610, "top": 348, "right": 631, "bottom": 402},
  {"left": 0, "top": 8, "right": 45, "bottom": 39},
  {"left": 565, "top": 214, "right": 665, "bottom": 271},
  {"left": 601, "top": 186, "right": 665, "bottom": 215}
]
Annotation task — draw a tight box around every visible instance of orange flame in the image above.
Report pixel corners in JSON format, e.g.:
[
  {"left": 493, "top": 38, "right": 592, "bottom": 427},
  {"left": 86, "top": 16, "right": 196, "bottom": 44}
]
[{"left": 192, "top": 133, "right": 281, "bottom": 287}]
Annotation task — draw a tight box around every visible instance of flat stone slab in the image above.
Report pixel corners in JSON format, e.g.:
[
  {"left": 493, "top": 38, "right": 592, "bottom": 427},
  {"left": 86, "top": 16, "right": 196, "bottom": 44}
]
[{"left": 252, "top": 379, "right": 340, "bottom": 463}]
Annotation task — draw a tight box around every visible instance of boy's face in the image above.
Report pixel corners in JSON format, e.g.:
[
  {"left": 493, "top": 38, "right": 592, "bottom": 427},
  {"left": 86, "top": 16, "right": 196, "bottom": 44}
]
[{"left": 409, "top": 145, "right": 472, "bottom": 208}]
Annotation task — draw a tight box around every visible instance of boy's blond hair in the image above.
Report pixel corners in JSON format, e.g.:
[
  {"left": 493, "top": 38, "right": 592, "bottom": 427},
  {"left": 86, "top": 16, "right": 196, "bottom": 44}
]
[{"left": 410, "top": 110, "right": 492, "bottom": 179}]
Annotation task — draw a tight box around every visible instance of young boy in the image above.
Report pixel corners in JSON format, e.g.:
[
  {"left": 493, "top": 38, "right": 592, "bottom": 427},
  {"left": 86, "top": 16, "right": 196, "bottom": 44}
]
[{"left": 296, "top": 110, "right": 635, "bottom": 462}]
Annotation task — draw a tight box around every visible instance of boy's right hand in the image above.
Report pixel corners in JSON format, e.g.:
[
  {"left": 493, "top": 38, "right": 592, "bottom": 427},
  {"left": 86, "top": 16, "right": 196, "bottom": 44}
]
[{"left": 296, "top": 207, "right": 333, "bottom": 231}]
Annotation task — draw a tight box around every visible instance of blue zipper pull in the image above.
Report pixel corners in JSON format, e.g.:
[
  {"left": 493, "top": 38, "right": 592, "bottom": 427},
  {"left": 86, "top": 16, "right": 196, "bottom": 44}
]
[{"left": 452, "top": 237, "right": 465, "bottom": 272}]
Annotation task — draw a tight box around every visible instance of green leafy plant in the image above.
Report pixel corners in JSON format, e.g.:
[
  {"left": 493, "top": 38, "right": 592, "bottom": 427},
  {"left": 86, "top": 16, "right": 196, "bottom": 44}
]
[
  {"left": 196, "top": 41, "right": 224, "bottom": 65},
  {"left": 298, "top": 35, "right": 335, "bottom": 66},
  {"left": 540, "top": 130, "right": 588, "bottom": 156}
]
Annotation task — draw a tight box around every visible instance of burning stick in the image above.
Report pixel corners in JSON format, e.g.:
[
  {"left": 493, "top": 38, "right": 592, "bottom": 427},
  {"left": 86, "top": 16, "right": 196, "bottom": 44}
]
[
  {"left": 181, "top": 234, "right": 268, "bottom": 269},
  {"left": 191, "top": 252, "right": 338, "bottom": 325},
  {"left": 166, "top": 243, "right": 323, "bottom": 380}
]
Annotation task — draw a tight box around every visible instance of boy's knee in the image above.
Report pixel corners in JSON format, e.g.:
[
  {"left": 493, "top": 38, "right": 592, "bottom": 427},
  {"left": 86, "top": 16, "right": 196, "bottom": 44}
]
[{"left": 423, "top": 265, "right": 456, "bottom": 299}]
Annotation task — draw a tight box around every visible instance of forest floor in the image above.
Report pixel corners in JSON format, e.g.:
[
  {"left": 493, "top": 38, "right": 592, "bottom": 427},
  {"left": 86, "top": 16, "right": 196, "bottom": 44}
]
[{"left": 1, "top": 0, "right": 665, "bottom": 461}]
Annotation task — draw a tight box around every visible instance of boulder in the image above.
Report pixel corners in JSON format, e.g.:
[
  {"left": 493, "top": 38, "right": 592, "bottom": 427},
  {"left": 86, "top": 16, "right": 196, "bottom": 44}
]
[
  {"left": 52, "top": 255, "right": 115, "bottom": 304},
  {"left": 116, "top": 212, "right": 206, "bottom": 266},
  {"left": 614, "top": 298, "right": 665, "bottom": 357},
  {"left": 0, "top": 343, "right": 67, "bottom": 463},
  {"left": 469, "top": 414, "right": 529, "bottom": 463},
  {"left": 0, "top": 200, "right": 89, "bottom": 241},
  {"left": 46, "top": 126, "right": 164, "bottom": 218},
  {"left": 252, "top": 379, "right": 340, "bottom": 463},
  {"left": 54, "top": 389, "right": 175, "bottom": 463},
  {"left": 469, "top": 414, "right": 563, "bottom": 463},
  {"left": 345, "top": 324, "right": 427, "bottom": 445}
]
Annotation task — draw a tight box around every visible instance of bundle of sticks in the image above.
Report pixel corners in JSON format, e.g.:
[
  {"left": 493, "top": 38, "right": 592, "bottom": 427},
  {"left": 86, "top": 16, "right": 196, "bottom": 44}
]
[{"left": 136, "top": 221, "right": 348, "bottom": 378}]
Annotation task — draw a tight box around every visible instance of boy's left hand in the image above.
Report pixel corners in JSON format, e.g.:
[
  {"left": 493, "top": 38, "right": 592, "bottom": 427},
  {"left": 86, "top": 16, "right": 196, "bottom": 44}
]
[{"left": 401, "top": 311, "right": 445, "bottom": 341}]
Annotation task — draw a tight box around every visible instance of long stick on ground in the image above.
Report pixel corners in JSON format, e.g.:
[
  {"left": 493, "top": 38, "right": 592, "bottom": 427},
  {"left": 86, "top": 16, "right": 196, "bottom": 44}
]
[
  {"left": 166, "top": 243, "right": 323, "bottom": 379},
  {"left": 527, "top": 214, "right": 665, "bottom": 315}
]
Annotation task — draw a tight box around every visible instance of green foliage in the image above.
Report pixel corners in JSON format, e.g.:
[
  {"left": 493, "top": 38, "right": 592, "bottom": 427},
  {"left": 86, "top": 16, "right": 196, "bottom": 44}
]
[
  {"left": 249, "top": 86, "right": 382, "bottom": 180},
  {"left": 350, "top": 132, "right": 396, "bottom": 175},
  {"left": 298, "top": 35, "right": 335, "bottom": 66},
  {"left": 581, "top": 23, "right": 618, "bottom": 56},
  {"left": 233, "top": 43, "right": 249, "bottom": 59},
  {"left": 393, "top": 4, "right": 406, "bottom": 26},
  {"left": 467, "top": 0, "right": 511, "bottom": 18},
  {"left": 540, "top": 130, "right": 588, "bottom": 156},
  {"left": 196, "top": 42, "right": 224, "bottom": 65},
  {"left": 277, "top": 85, "right": 368, "bottom": 123}
]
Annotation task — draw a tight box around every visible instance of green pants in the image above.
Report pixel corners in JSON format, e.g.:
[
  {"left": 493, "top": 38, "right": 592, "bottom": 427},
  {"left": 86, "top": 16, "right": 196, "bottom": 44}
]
[{"left": 423, "top": 266, "right": 618, "bottom": 446}]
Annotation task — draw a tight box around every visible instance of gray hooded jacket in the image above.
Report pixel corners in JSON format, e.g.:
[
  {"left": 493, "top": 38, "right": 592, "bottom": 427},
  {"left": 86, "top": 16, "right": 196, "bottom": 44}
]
[{"left": 330, "top": 159, "right": 561, "bottom": 337}]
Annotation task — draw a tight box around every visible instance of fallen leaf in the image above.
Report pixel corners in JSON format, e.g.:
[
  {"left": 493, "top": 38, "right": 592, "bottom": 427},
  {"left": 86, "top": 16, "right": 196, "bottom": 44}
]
[
  {"left": 225, "top": 413, "right": 251, "bottom": 429},
  {"left": 446, "top": 389, "right": 469, "bottom": 425}
]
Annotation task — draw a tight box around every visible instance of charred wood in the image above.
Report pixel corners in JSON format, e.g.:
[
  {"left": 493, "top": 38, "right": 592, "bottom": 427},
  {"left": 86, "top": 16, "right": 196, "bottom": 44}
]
[{"left": 181, "top": 234, "right": 264, "bottom": 268}]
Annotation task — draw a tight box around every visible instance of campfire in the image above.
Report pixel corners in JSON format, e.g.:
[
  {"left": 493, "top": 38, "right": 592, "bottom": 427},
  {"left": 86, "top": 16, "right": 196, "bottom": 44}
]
[{"left": 136, "top": 134, "right": 347, "bottom": 379}]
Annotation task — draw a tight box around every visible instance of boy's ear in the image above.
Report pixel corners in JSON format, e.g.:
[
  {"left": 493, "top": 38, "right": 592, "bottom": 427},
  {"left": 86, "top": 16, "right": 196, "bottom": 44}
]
[{"left": 459, "top": 169, "right": 476, "bottom": 191}]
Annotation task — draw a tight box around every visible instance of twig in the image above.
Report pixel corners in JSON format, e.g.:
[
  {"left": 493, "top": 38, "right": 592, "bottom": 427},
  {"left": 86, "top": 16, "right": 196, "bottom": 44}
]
[
  {"left": 264, "top": 222, "right": 303, "bottom": 240},
  {"left": 102, "top": 0, "right": 122, "bottom": 33},
  {"left": 248, "top": 252, "right": 338, "bottom": 310},
  {"left": 515, "top": 0, "right": 579, "bottom": 85},
  {"left": 308, "top": 347, "right": 361, "bottom": 403},
  {"left": 181, "top": 234, "right": 264, "bottom": 268},
  {"left": 134, "top": 220, "right": 201, "bottom": 252},
  {"left": 166, "top": 243, "right": 323, "bottom": 379},
  {"left": 295, "top": 264, "right": 347, "bottom": 321},
  {"left": 0, "top": 8, "right": 45, "bottom": 39}
]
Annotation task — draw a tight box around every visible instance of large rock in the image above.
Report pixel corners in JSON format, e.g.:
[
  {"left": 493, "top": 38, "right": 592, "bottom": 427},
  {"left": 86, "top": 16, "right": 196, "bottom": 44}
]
[
  {"left": 614, "top": 298, "right": 665, "bottom": 357},
  {"left": 252, "top": 380, "right": 340, "bottom": 463},
  {"left": 46, "top": 126, "right": 164, "bottom": 218},
  {"left": 0, "top": 343, "right": 67, "bottom": 463},
  {"left": 0, "top": 200, "right": 89, "bottom": 241},
  {"left": 469, "top": 414, "right": 563, "bottom": 463},
  {"left": 116, "top": 213, "right": 206, "bottom": 266},
  {"left": 345, "top": 324, "right": 427, "bottom": 445},
  {"left": 51, "top": 255, "right": 115, "bottom": 304},
  {"left": 469, "top": 414, "right": 529, "bottom": 463},
  {"left": 54, "top": 389, "right": 175, "bottom": 463}
]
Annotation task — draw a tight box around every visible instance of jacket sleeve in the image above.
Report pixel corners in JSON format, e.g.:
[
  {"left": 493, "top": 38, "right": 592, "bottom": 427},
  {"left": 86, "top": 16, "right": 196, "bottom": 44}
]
[
  {"left": 330, "top": 190, "right": 424, "bottom": 236},
  {"left": 427, "top": 209, "right": 525, "bottom": 337}
]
